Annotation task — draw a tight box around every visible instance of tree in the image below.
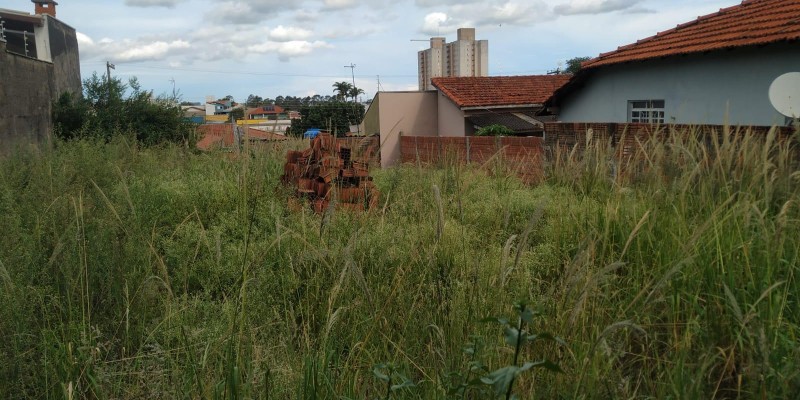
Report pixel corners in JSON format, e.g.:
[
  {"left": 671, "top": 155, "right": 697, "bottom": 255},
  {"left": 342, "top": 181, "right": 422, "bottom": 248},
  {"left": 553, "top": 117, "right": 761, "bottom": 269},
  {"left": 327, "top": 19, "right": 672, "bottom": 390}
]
[
  {"left": 52, "top": 72, "right": 196, "bottom": 146},
  {"left": 564, "top": 56, "right": 591, "bottom": 74},
  {"left": 348, "top": 86, "right": 365, "bottom": 102},
  {"left": 332, "top": 81, "right": 353, "bottom": 101},
  {"left": 288, "top": 99, "right": 365, "bottom": 137},
  {"left": 229, "top": 108, "right": 244, "bottom": 122},
  {"left": 246, "top": 94, "right": 263, "bottom": 107}
]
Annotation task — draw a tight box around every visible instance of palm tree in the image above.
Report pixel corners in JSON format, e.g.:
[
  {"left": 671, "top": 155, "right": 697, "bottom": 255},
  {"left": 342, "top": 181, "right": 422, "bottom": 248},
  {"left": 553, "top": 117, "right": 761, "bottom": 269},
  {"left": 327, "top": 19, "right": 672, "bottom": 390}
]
[
  {"left": 348, "top": 86, "right": 365, "bottom": 102},
  {"left": 332, "top": 81, "right": 353, "bottom": 101}
]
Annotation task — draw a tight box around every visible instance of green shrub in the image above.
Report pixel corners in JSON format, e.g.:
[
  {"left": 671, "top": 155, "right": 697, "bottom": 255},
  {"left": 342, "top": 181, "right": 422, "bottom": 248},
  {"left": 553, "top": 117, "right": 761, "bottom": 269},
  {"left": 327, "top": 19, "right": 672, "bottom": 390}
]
[
  {"left": 53, "top": 73, "right": 196, "bottom": 146},
  {"left": 475, "top": 124, "right": 515, "bottom": 136}
]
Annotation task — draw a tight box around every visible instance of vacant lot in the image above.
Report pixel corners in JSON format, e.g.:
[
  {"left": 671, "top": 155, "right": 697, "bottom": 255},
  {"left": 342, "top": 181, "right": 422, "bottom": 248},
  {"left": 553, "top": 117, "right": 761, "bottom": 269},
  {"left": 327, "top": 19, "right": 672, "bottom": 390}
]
[{"left": 1, "top": 130, "right": 798, "bottom": 399}]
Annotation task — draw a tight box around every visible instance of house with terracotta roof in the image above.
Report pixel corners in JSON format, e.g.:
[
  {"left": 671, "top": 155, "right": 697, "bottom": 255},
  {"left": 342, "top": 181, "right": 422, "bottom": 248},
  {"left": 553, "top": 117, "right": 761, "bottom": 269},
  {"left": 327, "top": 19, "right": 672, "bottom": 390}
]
[
  {"left": 432, "top": 75, "right": 571, "bottom": 136},
  {"left": 363, "top": 75, "right": 570, "bottom": 167},
  {"left": 246, "top": 105, "right": 288, "bottom": 120},
  {"left": 549, "top": 0, "right": 800, "bottom": 127}
]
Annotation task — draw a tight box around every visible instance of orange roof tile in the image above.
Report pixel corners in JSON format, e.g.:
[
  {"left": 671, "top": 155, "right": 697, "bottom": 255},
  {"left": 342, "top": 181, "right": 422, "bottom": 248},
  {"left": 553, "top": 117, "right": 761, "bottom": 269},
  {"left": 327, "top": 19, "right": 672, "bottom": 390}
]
[
  {"left": 196, "top": 124, "right": 234, "bottom": 150},
  {"left": 583, "top": 0, "right": 800, "bottom": 69},
  {"left": 431, "top": 75, "right": 572, "bottom": 108},
  {"left": 246, "top": 105, "right": 286, "bottom": 116},
  {"left": 196, "top": 124, "right": 286, "bottom": 150}
]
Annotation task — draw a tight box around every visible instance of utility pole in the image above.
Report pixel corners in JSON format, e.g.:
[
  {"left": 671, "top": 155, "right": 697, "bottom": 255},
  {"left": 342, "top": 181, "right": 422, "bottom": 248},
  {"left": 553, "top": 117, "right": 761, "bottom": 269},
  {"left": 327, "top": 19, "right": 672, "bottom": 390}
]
[
  {"left": 169, "top": 77, "right": 177, "bottom": 101},
  {"left": 106, "top": 61, "right": 115, "bottom": 102},
  {"left": 106, "top": 61, "right": 115, "bottom": 85},
  {"left": 344, "top": 63, "right": 360, "bottom": 135},
  {"left": 344, "top": 63, "right": 357, "bottom": 99}
]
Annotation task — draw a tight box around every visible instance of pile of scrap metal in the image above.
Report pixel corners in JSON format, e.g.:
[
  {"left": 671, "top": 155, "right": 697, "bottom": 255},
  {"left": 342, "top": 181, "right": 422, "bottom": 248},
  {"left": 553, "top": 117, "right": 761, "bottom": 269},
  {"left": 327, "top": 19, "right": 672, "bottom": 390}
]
[{"left": 281, "top": 132, "right": 380, "bottom": 213}]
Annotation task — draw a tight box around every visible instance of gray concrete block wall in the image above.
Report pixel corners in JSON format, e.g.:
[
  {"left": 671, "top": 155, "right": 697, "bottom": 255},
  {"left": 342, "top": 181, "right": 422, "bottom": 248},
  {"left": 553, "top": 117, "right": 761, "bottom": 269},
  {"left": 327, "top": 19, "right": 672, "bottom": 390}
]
[
  {"left": 0, "top": 41, "right": 56, "bottom": 145},
  {"left": 47, "top": 17, "right": 81, "bottom": 97},
  {"left": 0, "top": 17, "right": 81, "bottom": 147}
]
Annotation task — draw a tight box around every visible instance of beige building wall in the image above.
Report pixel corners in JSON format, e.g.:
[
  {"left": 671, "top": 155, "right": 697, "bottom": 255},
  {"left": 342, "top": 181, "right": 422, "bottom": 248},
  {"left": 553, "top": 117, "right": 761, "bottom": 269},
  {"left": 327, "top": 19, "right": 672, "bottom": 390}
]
[
  {"left": 437, "top": 92, "right": 472, "bottom": 137},
  {"left": 363, "top": 92, "right": 439, "bottom": 167}
]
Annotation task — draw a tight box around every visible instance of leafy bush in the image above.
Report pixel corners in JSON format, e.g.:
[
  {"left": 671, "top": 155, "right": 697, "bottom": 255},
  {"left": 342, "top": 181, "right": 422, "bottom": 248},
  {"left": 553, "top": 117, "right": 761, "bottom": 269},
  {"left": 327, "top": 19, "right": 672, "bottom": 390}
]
[
  {"left": 475, "top": 124, "right": 515, "bottom": 136},
  {"left": 52, "top": 73, "right": 196, "bottom": 146}
]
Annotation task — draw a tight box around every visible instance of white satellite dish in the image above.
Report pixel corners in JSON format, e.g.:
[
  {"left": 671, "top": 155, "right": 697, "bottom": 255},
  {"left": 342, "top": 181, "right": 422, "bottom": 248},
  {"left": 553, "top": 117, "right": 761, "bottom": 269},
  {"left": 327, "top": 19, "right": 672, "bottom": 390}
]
[{"left": 769, "top": 72, "right": 800, "bottom": 118}]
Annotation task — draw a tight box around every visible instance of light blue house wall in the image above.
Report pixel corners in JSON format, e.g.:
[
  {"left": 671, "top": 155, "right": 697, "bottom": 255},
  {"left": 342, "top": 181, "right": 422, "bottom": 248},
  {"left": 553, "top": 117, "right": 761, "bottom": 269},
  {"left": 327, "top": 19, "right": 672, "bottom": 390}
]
[{"left": 558, "top": 43, "right": 800, "bottom": 127}]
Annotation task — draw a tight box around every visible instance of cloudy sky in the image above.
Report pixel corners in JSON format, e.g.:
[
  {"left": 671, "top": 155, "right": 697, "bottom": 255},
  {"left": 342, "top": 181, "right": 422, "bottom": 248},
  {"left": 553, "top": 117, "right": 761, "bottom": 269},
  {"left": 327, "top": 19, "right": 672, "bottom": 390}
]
[{"left": 8, "top": 0, "right": 734, "bottom": 103}]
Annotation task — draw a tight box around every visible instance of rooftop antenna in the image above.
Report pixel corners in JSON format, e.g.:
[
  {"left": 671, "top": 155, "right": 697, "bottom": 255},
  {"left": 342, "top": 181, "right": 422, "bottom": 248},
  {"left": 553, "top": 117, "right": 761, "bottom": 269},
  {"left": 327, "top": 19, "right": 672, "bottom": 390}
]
[{"left": 769, "top": 72, "right": 800, "bottom": 126}]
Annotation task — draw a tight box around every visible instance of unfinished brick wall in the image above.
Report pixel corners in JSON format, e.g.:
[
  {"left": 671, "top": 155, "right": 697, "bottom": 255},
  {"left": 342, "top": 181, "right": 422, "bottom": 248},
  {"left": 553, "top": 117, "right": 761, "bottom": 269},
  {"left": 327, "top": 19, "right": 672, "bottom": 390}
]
[
  {"left": 543, "top": 122, "right": 796, "bottom": 160},
  {"left": 400, "top": 135, "right": 544, "bottom": 183}
]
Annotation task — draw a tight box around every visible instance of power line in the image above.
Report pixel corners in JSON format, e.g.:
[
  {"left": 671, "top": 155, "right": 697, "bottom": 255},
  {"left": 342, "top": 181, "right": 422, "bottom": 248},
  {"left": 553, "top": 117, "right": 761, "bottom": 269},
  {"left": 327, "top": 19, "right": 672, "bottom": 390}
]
[{"left": 79, "top": 61, "right": 417, "bottom": 78}]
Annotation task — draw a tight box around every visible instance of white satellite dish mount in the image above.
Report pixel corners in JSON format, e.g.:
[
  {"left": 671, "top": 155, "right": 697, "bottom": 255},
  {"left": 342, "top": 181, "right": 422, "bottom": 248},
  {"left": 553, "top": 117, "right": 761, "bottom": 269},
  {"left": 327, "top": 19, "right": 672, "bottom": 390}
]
[{"left": 769, "top": 72, "right": 800, "bottom": 125}]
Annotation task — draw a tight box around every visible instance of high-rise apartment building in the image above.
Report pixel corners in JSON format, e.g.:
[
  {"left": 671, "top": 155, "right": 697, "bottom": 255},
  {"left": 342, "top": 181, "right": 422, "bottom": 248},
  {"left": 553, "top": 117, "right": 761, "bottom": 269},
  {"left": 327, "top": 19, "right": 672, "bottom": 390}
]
[{"left": 418, "top": 28, "right": 488, "bottom": 91}]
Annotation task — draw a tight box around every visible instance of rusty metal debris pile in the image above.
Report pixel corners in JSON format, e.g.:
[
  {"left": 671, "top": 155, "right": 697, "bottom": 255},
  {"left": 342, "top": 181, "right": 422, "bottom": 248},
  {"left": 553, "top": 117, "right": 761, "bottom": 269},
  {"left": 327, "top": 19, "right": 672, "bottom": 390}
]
[{"left": 281, "top": 133, "right": 380, "bottom": 213}]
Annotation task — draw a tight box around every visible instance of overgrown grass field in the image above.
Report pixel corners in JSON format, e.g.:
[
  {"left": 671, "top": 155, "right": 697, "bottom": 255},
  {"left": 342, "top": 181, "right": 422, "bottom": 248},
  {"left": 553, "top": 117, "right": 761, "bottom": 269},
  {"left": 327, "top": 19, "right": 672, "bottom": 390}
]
[{"left": 1, "top": 128, "right": 798, "bottom": 399}]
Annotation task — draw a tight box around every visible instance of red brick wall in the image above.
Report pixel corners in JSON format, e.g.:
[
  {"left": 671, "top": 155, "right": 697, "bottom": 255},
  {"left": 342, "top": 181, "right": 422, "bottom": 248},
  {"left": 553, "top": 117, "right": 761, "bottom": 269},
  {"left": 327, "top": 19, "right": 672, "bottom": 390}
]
[
  {"left": 543, "top": 122, "right": 796, "bottom": 159},
  {"left": 400, "top": 135, "right": 544, "bottom": 182}
]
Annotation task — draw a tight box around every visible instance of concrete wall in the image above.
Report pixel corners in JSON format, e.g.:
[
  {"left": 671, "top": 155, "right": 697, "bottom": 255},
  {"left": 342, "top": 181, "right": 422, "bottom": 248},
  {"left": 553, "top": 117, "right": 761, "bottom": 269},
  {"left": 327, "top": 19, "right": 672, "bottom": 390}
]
[
  {"left": 0, "top": 40, "right": 54, "bottom": 144},
  {"left": 437, "top": 91, "right": 470, "bottom": 137},
  {"left": 366, "top": 92, "right": 439, "bottom": 167},
  {"left": 559, "top": 43, "right": 800, "bottom": 126},
  {"left": 0, "top": 16, "right": 80, "bottom": 146},
  {"left": 46, "top": 16, "right": 82, "bottom": 97}
]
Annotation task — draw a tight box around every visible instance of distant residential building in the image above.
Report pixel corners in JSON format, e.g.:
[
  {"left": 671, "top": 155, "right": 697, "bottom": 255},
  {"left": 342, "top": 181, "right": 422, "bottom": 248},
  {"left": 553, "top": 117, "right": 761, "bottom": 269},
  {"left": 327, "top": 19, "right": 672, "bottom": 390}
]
[
  {"left": 0, "top": 0, "right": 81, "bottom": 144},
  {"left": 418, "top": 28, "right": 488, "bottom": 91},
  {"left": 181, "top": 105, "right": 206, "bottom": 124},
  {"left": 206, "top": 99, "right": 231, "bottom": 115},
  {"left": 246, "top": 105, "right": 288, "bottom": 120}
]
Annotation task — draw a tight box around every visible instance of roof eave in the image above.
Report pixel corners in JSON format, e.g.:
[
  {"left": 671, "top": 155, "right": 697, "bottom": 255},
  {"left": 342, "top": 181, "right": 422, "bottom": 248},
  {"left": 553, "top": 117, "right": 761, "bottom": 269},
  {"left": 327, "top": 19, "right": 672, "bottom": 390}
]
[{"left": 461, "top": 103, "right": 543, "bottom": 111}]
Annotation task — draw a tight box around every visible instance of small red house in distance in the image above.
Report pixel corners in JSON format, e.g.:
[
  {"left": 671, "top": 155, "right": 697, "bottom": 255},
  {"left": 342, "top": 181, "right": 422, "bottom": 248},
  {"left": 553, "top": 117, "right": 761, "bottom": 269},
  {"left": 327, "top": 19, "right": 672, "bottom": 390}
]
[{"left": 246, "top": 105, "right": 294, "bottom": 120}]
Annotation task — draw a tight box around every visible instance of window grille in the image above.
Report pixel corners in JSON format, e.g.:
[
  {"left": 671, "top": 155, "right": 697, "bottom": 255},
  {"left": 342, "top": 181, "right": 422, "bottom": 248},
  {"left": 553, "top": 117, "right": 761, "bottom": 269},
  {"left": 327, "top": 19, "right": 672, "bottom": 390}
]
[{"left": 629, "top": 100, "right": 665, "bottom": 123}]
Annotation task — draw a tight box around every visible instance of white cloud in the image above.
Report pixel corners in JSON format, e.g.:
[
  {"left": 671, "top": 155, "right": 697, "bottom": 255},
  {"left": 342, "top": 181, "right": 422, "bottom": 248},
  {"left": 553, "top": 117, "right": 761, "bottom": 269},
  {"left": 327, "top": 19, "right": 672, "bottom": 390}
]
[
  {"left": 323, "top": 26, "right": 380, "bottom": 39},
  {"left": 415, "top": 0, "right": 483, "bottom": 7},
  {"left": 269, "top": 26, "right": 314, "bottom": 42},
  {"left": 125, "top": 0, "right": 183, "bottom": 8},
  {"left": 476, "top": 1, "right": 550, "bottom": 25},
  {"left": 322, "top": 0, "right": 357, "bottom": 10},
  {"left": 554, "top": 0, "right": 640, "bottom": 15},
  {"left": 421, "top": 12, "right": 462, "bottom": 35},
  {"left": 294, "top": 9, "right": 319, "bottom": 22},
  {"left": 117, "top": 40, "right": 192, "bottom": 62},
  {"left": 208, "top": 0, "right": 299, "bottom": 24},
  {"left": 76, "top": 32, "right": 94, "bottom": 47},
  {"left": 419, "top": 1, "right": 552, "bottom": 33},
  {"left": 247, "top": 40, "right": 333, "bottom": 61}
]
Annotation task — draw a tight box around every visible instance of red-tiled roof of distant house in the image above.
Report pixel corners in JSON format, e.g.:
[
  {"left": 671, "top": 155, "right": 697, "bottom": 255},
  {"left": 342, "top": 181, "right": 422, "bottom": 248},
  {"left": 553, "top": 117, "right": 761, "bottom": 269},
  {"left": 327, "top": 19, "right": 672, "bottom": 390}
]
[
  {"left": 431, "top": 75, "right": 572, "bottom": 108},
  {"left": 247, "top": 105, "right": 286, "bottom": 116},
  {"left": 196, "top": 124, "right": 286, "bottom": 150},
  {"left": 583, "top": 0, "right": 800, "bottom": 69}
]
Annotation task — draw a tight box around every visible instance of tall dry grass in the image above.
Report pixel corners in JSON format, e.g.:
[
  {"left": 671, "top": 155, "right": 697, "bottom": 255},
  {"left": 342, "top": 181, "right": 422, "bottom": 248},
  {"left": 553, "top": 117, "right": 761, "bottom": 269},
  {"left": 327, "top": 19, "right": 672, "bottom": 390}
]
[{"left": 0, "top": 127, "right": 797, "bottom": 398}]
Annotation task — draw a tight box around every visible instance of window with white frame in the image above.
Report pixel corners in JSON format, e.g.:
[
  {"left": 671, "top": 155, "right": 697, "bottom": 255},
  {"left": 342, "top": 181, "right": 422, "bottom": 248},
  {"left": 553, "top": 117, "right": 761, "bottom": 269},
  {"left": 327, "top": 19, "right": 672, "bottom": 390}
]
[{"left": 629, "top": 100, "right": 665, "bottom": 123}]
